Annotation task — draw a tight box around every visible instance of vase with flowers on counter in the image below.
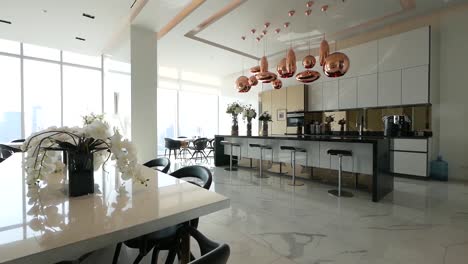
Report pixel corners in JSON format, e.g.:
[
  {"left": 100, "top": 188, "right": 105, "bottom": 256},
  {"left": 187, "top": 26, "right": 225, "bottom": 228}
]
[
  {"left": 259, "top": 112, "right": 272, "bottom": 136},
  {"left": 324, "top": 114, "right": 334, "bottom": 134},
  {"left": 226, "top": 102, "right": 244, "bottom": 136},
  {"left": 242, "top": 105, "right": 257, "bottom": 136}
]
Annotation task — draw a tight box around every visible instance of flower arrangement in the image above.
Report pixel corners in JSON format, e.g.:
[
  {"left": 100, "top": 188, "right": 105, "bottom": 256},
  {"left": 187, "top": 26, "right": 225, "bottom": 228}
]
[
  {"left": 242, "top": 104, "right": 257, "bottom": 121},
  {"left": 83, "top": 112, "right": 104, "bottom": 125},
  {"left": 338, "top": 118, "right": 346, "bottom": 126},
  {"left": 21, "top": 114, "right": 146, "bottom": 187},
  {"left": 258, "top": 111, "right": 272, "bottom": 122},
  {"left": 325, "top": 114, "right": 335, "bottom": 124},
  {"left": 226, "top": 102, "right": 244, "bottom": 115}
]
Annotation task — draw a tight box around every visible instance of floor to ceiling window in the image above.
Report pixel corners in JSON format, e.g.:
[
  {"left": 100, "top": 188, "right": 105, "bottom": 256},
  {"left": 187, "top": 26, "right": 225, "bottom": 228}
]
[
  {"left": 157, "top": 88, "right": 178, "bottom": 154},
  {"left": 0, "top": 55, "right": 21, "bottom": 142},
  {"left": 23, "top": 59, "right": 61, "bottom": 135}
]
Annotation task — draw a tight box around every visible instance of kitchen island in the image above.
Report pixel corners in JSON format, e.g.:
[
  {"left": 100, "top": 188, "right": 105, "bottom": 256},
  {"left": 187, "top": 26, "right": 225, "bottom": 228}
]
[{"left": 214, "top": 135, "right": 392, "bottom": 202}]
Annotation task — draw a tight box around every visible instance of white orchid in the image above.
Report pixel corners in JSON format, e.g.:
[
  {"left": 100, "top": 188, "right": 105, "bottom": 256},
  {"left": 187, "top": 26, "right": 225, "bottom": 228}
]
[{"left": 22, "top": 115, "right": 146, "bottom": 186}]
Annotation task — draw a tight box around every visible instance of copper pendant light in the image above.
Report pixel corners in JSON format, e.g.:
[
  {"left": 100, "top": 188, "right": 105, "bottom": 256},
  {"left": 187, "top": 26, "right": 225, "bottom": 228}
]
[
  {"left": 248, "top": 75, "right": 258, "bottom": 86},
  {"left": 319, "top": 39, "right": 330, "bottom": 66},
  {"left": 323, "top": 52, "right": 350, "bottom": 77},
  {"left": 296, "top": 70, "right": 321, "bottom": 83},
  {"left": 255, "top": 56, "right": 277, "bottom": 83},
  {"left": 250, "top": 65, "right": 260, "bottom": 73},
  {"left": 236, "top": 76, "right": 251, "bottom": 92},
  {"left": 272, "top": 79, "right": 282, "bottom": 89},
  {"left": 286, "top": 48, "right": 297, "bottom": 77},
  {"left": 276, "top": 58, "right": 288, "bottom": 78},
  {"left": 303, "top": 55, "right": 316, "bottom": 69}
]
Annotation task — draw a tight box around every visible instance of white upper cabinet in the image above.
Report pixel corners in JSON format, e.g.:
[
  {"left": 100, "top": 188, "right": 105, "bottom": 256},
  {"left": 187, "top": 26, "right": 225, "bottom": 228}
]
[
  {"left": 402, "top": 65, "right": 429, "bottom": 105},
  {"left": 378, "top": 70, "right": 402, "bottom": 106},
  {"left": 378, "top": 27, "right": 430, "bottom": 72},
  {"left": 357, "top": 74, "right": 378, "bottom": 108},
  {"left": 307, "top": 82, "right": 323, "bottom": 111},
  {"left": 338, "top": 77, "right": 357, "bottom": 109},
  {"left": 340, "top": 40, "right": 378, "bottom": 79},
  {"left": 323, "top": 81, "right": 339, "bottom": 110}
]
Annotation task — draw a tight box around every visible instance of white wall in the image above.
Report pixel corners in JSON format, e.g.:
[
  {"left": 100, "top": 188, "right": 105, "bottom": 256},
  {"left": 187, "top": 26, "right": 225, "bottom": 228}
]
[{"left": 438, "top": 10, "right": 468, "bottom": 181}]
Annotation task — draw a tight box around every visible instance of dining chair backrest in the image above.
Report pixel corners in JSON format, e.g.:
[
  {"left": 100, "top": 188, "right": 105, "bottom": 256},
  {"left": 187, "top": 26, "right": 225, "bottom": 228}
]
[
  {"left": 208, "top": 138, "right": 215, "bottom": 148},
  {"left": 177, "top": 136, "right": 188, "bottom": 139},
  {"left": 187, "top": 226, "right": 230, "bottom": 264},
  {"left": 11, "top": 139, "right": 25, "bottom": 143},
  {"left": 169, "top": 165, "right": 212, "bottom": 190},
  {"left": 165, "top": 138, "right": 181, "bottom": 150},
  {"left": 0, "top": 157, "right": 4, "bottom": 163},
  {"left": 142, "top": 157, "right": 171, "bottom": 173},
  {"left": 0, "top": 144, "right": 17, "bottom": 159},
  {"left": 192, "top": 138, "right": 208, "bottom": 151}
]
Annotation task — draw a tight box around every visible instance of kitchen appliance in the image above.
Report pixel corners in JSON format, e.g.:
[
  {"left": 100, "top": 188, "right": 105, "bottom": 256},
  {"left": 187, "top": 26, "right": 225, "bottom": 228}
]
[
  {"left": 383, "top": 115, "right": 411, "bottom": 136},
  {"left": 286, "top": 112, "right": 304, "bottom": 127}
]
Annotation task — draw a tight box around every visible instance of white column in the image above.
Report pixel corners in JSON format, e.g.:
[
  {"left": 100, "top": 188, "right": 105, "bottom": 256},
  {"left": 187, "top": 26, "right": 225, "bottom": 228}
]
[{"left": 131, "top": 25, "right": 158, "bottom": 162}]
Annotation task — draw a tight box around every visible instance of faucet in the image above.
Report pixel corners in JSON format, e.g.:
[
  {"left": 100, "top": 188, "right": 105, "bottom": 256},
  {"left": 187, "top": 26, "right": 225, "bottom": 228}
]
[{"left": 358, "top": 112, "right": 365, "bottom": 136}]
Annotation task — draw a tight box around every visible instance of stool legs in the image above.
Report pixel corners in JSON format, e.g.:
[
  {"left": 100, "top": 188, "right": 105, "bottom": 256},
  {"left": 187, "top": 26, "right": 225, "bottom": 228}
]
[
  {"left": 256, "top": 148, "right": 269, "bottom": 178},
  {"left": 328, "top": 155, "right": 353, "bottom": 197},
  {"left": 224, "top": 145, "right": 238, "bottom": 171},
  {"left": 288, "top": 151, "right": 304, "bottom": 186}
]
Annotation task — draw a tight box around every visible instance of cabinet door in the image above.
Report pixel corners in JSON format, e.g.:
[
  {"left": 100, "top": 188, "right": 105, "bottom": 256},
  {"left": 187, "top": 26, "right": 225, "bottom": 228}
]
[
  {"left": 307, "top": 82, "right": 323, "bottom": 111},
  {"left": 378, "top": 27, "right": 430, "bottom": 72},
  {"left": 323, "top": 81, "right": 339, "bottom": 110},
  {"left": 391, "top": 152, "right": 428, "bottom": 177},
  {"left": 286, "top": 85, "right": 305, "bottom": 112},
  {"left": 402, "top": 65, "right": 429, "bottom": 105},
  {"left": 339, "top": 78, "right": 357, "bottom": 109},
  {"left": 378, "top": 70, "right": 402, "bottom": 106},
  {"left": 271, "top": 88, "right": 287, "bottom": 135},
  {"left": 357, "top": 74, "right": 378, "bottom": 108},
  {"left": 341, "top": 40, "right": 378, "bottom": 78}
]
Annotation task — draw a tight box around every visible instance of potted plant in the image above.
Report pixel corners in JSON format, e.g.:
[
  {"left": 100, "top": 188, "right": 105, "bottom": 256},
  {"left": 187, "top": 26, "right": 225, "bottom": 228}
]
[
  {"left": 258, "top": 111, "right": 272, "bottom": 136},
  {"left": 226, "top": 102, "right": 244, "bottom": 136},
  {"left": 21, "top": 113, "right": 147, "bottom": 197},
  {"left": 338, "top": 118, "right": 346, "bottom": 135},
  {"left": 242, "top": 104, "right": 257, "bottom": 136},
  {"left": 324, "top": 114, "right": 334, "bottom": 134}
]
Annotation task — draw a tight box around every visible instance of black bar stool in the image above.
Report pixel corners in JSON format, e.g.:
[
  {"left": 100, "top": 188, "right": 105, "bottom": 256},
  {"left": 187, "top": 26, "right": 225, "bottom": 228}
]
[
  {"left": 327, "top": 149, "right": 353, "bottom": 197},
  {"left": 280, "top": 146, "right": 307, "bottom": 186},
  {"left": 221, "top": 141, "right": 241, "bottom": 171},
  {"left": 249, "top": 143, "right": 273, "bottom": 178}
]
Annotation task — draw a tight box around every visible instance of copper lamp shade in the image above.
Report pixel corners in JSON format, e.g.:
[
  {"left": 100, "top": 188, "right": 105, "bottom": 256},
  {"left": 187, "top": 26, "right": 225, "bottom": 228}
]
[
  {"left": 296, "top": 70, "right": 321, "bottom": 83},
  {"left": 236, "top": 76, "right": 251, "bottom": 92},
  {"left": 276, "top": 58, "right": 288, "bottom": 78},
  {"left": 302, "top": 55, "right": 316, "bottom": 69},
  {"left": 285, "top": 48, "right": 297, "bottom": 77},
  {"left": 248, "top": 75, "right": 258, "bottom": 86},
  {"left": 319, "top": 39, "right": 330, "bottom": 66},
  {"left": 272, "top": 79, "right": 282, "bottom": 89},
  {"left": 250, "top": 65, "right": 260, "bottom": 73},
  {"left": 323, "top": 52, "right": 350, "bottom": 77},
  {"left": 256, "top": 56, "right": 277, "bottom": 83}
]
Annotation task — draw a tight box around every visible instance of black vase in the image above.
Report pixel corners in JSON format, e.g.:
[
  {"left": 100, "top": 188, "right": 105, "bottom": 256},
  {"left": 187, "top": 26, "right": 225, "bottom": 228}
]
[{"left": 68, "top": 151, "right": 94, "bottom": 197}]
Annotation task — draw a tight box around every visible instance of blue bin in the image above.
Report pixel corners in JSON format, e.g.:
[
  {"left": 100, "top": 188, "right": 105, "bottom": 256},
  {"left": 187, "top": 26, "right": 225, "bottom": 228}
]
[{"left": 430, "top": 155, "right": 448, "bottom": 181}]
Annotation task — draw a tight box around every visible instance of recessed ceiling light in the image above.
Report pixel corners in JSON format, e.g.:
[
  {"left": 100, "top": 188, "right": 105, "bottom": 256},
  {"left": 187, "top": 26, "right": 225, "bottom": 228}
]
[
  {"left": 42, "top": 9, "right": 48, "bottom": 13},
  {"left": 82, "top": 13, "right": 95, "bottom": 19},
  {"left": 75, "top": 37, "right": 86, "bottom": 41},
  {"left": 0, "top": 19, "right": 12, "bottom": 24}
]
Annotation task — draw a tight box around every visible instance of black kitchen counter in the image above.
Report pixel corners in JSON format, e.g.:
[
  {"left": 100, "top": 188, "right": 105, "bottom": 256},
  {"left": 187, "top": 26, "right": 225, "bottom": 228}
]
[{"left": 214, "top": 134, "right": 393, "bottom": 203}]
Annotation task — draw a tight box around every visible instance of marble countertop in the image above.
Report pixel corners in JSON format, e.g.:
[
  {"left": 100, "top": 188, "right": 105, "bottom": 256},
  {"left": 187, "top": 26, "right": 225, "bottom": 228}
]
[{"left": 0, "top": 154, "right": 229, "bottom": 264}]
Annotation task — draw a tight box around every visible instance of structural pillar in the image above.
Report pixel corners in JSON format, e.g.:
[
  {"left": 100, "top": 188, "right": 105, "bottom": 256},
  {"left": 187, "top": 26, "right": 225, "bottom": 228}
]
[{"left": 130, "top": 25, "right": 158, "bottom": 162}]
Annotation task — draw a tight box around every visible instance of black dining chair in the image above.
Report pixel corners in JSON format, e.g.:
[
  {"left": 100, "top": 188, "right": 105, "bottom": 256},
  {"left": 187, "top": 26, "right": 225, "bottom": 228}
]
[
  {"left": 185, "top": 226, "right": 230, "bottom": 264},
  {"left": 0, "top": 144, "right": 20, "bottom": 160},
  {"left": 11, "top": 139, "right": 25, "bottom": 143},
  {"left": 143, "top": 157, "right": 171, "bottom": 173},
  {"left": 189, "top": 138, "right": 209, "bottom": 161},
  {"left": 205, "top": 138, "right": 215, "bottom": 157},
  {"left": 164, "top": 138, "right": 181, "bottom": 159},
  {"left": 112, "top": 166, "right": 213, "bottom": 264},
  {"left": 0, "top": 157, "right": 5, "bottom": 163}
]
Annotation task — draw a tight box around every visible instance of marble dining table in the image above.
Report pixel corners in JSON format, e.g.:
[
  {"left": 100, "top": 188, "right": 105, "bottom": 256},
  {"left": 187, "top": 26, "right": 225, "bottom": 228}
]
[{"left": 0, "top": 154, "right": 229, "bottom": 264}]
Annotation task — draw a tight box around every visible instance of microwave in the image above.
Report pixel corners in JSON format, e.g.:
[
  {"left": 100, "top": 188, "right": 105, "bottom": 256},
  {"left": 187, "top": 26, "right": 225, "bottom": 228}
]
[{"left": 286, "top": 112, "right": 304, "bottom": 127}]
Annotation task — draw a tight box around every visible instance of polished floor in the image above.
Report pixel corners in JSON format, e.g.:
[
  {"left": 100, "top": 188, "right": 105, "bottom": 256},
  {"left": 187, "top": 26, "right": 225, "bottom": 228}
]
[{"left": 87, "top": 157, "right": 468, "bottom": 264}]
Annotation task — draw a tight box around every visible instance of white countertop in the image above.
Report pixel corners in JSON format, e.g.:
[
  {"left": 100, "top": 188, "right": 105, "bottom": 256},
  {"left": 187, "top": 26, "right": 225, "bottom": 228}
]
[{"left": 0, "top": 154, "right": 229, "bottom": 264}]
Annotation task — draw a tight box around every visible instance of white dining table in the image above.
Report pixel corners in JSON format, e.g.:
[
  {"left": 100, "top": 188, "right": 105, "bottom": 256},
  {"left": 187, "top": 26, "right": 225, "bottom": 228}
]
[{"left": 0, "top": 154, "right": 229, "bottom": 264}]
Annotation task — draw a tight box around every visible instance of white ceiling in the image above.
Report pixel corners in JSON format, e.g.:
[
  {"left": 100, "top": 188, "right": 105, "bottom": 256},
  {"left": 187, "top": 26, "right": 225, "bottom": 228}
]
[{"left": 1, "top": 0, "right": 467, "bottom": 78}]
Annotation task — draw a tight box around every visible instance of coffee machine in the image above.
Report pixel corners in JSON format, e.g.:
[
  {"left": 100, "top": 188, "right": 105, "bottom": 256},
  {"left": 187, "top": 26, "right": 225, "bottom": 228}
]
[{"left": 383, "top": 115, "right": 411, "bottom": 136}]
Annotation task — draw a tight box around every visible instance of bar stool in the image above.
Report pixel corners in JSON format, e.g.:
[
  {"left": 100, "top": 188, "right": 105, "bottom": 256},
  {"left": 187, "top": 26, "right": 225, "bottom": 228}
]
[
  {"left": 280, "top": 146, "right": 307, "bottom": 186},
  {"left": 327, "top": 149, "right": 353, "bottom": 197},
  {"left": 221, "top": 141, "right": 241, "bottom": 171},
  {"left": 249, "top": 143, "right": 273, "bottom": 178}
]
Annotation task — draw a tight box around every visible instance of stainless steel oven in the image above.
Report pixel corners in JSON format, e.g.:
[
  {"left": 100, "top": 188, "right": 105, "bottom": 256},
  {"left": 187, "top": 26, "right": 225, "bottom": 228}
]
[{"left": 286, "top": 112, "right": 304, "bottom": 127}]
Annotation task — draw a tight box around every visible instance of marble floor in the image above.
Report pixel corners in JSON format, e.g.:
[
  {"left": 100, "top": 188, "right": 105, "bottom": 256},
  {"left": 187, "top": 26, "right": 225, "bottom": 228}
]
[{"left": 87, "top": 158, "right": 468, "bottom": 264}]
